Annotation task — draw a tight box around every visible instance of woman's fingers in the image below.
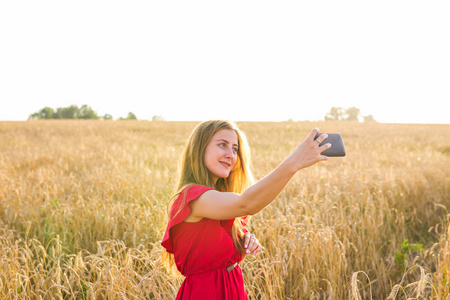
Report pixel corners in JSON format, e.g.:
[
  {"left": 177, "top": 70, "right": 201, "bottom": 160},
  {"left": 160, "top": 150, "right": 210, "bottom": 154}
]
[
  {"left": 244, "top": 232, "right": 251, "bottom": 249},
  {"left": 244, "top": 233, "right": 262, "bottom": 254},
  {"left": 249, "top": 242, "right": 262, "bottom": 254},
  {"left": 315, "top": 143, "right": 332, "bottom": 162},
  {"left": 291, "top": 129, "right": 334, "bottom": 169},
  {"left": 319, "top": 142, "right": 332, "bottom": 152},
  {"left": 245, "top": 234, "right": 262, "bottom": 254},
  {"left": 314, "top": 132, "right": 328, "bottom": 144},
  {"left": 245, "top": 233, "right": 255, "bottom": 252},
  {"left": 244, "top": 232, "right": 255, "bottom": 251},
  {"left": 307, "top": 128, "right": 320, "bottom": 142}
]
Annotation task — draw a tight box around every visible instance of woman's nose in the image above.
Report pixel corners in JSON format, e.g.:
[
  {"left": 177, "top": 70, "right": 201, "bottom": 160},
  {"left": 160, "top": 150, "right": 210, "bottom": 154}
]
[{"left": 225, "top": 147, "right": 234, "bottom": 157}]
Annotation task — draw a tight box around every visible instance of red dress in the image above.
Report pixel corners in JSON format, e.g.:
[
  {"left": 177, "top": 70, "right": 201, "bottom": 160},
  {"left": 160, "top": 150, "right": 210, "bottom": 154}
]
[{"left": 161, "top": 185, "right": 248, "bottom": 300}]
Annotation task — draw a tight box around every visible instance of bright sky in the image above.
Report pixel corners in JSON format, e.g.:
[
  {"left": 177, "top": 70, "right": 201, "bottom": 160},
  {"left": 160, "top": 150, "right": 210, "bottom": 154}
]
[{"left": 1, "top": 1, "right": 449, "bottom": 123}]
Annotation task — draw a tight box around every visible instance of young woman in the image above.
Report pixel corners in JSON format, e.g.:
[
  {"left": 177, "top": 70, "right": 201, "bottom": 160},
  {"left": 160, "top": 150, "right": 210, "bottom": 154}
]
[{"left": 161, "top": 120, "right": 330, "bottom": 299}]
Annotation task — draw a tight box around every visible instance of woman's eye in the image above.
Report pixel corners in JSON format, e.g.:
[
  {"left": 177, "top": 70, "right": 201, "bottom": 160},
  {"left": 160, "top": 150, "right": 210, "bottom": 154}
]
[{"left": 233, "top": 148, "right": 238, "bottom": 153}]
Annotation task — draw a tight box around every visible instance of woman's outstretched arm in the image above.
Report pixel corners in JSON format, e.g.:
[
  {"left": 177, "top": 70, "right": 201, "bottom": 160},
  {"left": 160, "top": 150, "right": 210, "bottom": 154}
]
[{"left": 187, "top": 128, "right": 331, "bottom": 221}]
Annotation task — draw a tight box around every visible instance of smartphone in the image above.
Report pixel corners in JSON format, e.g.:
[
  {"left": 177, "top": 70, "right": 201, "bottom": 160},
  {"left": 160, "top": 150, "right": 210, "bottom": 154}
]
[{"left": 314, "top": 133, "right": 346, "bottom": 157}]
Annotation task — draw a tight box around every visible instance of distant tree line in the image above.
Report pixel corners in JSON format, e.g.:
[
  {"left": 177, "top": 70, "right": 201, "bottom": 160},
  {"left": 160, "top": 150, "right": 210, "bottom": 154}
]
[
  {"left": 324, "top": 107, "right": 376, "bottom": 122},
  {"left": 28, "top": 105, "right": 140, "bottom": 121},
  {"left": 119, "top": 112, "right": 137, "bottom": 120}
]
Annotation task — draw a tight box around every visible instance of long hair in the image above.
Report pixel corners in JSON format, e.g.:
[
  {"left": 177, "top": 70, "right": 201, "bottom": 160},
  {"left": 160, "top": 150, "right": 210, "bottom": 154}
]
[{"left": 162, "top": 120, "right": 254, "bottom": 273}]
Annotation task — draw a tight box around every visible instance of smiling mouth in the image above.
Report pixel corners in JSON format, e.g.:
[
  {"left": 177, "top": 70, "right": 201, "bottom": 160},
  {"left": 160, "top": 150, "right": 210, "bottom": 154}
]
[{"left": 220, "top": 161, "right": 231, "bottom": 168}]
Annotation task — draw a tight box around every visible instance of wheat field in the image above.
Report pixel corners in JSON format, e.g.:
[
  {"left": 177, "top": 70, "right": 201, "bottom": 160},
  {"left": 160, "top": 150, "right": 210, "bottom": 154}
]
[{"left": 0, "top": 120, "right": 449, "bottom": 299}]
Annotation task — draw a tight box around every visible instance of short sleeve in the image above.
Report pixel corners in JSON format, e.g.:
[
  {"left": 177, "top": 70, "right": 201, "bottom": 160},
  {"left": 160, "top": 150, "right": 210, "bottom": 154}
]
[{"left": 161, "top": 185, "right": 213, "bottom": 253}]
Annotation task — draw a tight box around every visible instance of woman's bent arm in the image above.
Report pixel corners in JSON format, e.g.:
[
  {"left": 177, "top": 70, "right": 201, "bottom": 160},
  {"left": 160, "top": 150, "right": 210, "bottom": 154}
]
[{"left": 187, "top": 128, "right": 331, "bottom": 221}]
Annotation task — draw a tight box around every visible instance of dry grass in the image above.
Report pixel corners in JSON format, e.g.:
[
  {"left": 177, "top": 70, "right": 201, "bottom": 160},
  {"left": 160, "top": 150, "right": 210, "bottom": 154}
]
[{"left": 0, "top": 120, "right": 449, "bottom": 299}]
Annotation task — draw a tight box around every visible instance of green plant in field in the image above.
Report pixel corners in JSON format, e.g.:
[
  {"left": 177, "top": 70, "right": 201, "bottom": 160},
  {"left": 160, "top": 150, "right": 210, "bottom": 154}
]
[
  {"left": 80, "top": 280, "right": 88, "bottom": 300},
  {"left": 440, "top": 267, "right": 449, "bottom": 297},
  {"left": 441, "top": 146, "right": 450, "bottom": 156},
  {"left": 50, "top": 198, "right": 60, "bottom": 209},
  {"left": 395, "top": 239, "right": 423, "bottom": 276},
  {"left": 44, "top": 216, "right": 51, "bottom": 237}
]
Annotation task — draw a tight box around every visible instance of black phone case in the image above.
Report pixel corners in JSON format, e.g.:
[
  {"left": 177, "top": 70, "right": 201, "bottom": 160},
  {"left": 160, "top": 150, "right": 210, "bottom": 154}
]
[{"left": 314, "top": 133, "right": 346, "bottom": 157}]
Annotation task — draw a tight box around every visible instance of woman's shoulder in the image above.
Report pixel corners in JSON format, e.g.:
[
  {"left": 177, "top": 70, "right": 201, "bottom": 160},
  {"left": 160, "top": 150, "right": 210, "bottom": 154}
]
[
  {"left": 178, "top": 184, "right": 215, "bottom": 201},
  {"left": 169, "top": 184, "right": 214, "bottom": 218}
]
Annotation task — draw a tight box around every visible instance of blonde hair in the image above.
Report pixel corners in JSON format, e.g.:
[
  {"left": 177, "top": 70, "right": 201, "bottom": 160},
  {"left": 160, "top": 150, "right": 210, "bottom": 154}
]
[{"left": 162, "top": 120, "right": 254, "bottom": 273}]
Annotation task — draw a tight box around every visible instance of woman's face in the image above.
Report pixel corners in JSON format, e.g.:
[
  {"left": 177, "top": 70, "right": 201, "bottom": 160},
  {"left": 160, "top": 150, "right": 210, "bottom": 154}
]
[{"left": 204, "top": 129, "right": 239, "bottom": 184}]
